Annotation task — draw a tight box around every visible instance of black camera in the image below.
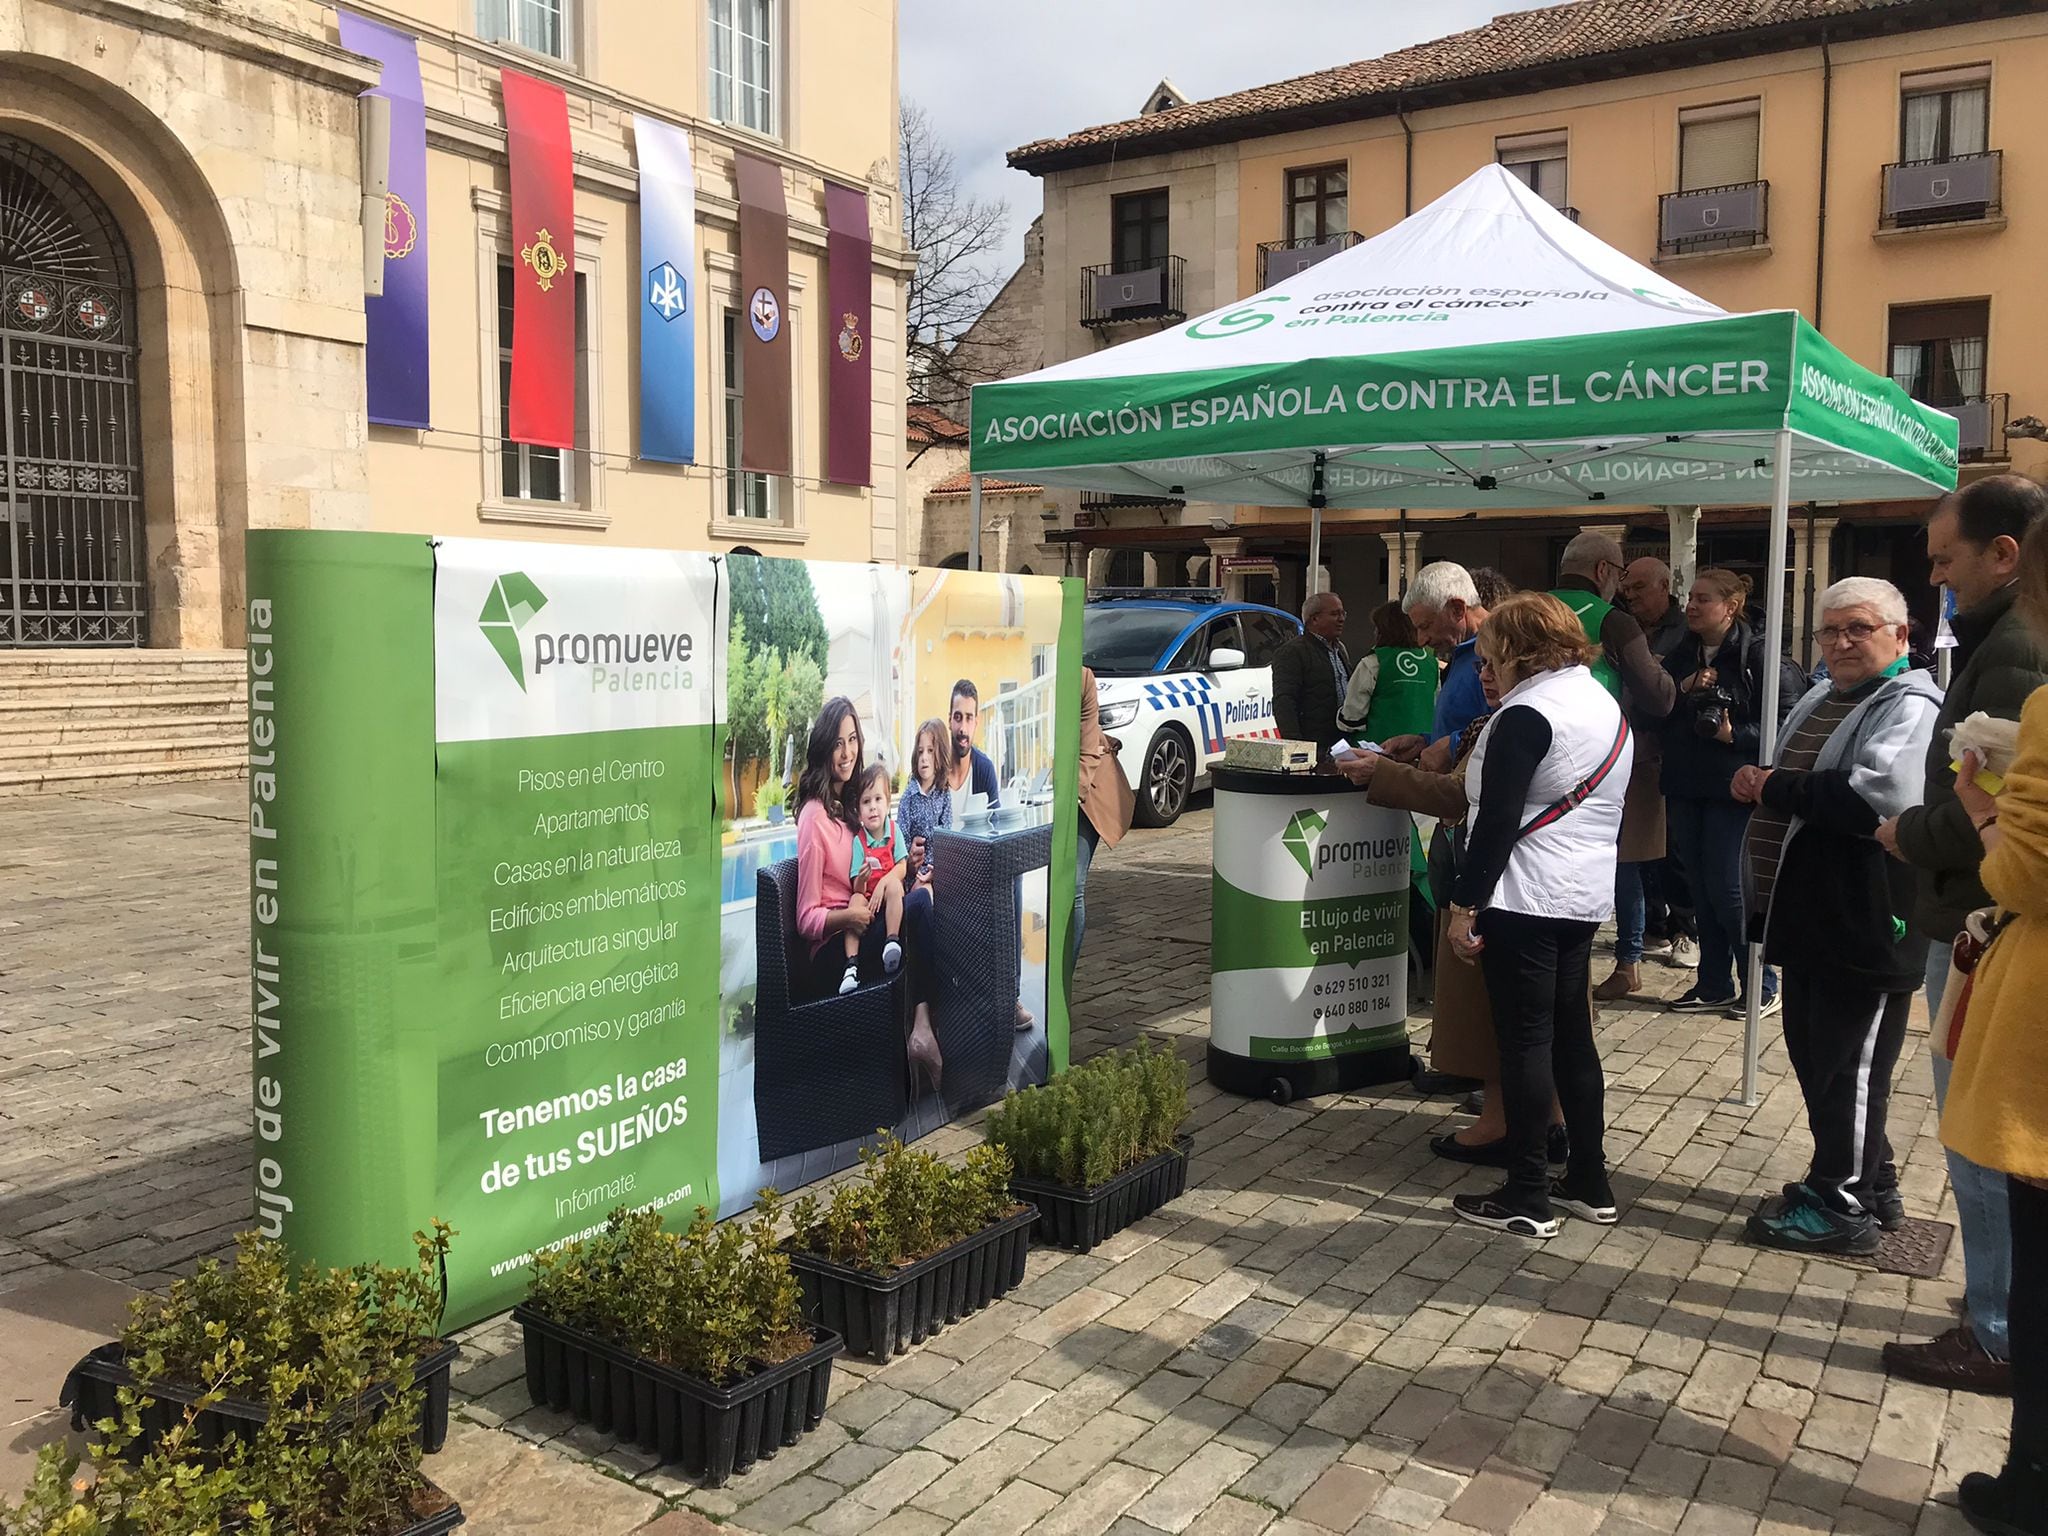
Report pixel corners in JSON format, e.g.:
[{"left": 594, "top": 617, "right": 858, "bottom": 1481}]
[{"left": 1691, "top": 683, "right": 1736, "bottom": 740}]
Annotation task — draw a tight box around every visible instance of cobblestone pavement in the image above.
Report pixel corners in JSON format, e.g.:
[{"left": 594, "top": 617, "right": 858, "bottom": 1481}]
[{"left": 0, "top": 783, "right": 2008, "bottom": 1536}]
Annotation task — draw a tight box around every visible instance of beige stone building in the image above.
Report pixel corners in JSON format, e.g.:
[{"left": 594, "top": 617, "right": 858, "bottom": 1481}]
[
  {"left": 0, "top": 0, "right": 909, "bottom": 663},
  {"left": 1009, "top": 0, "right": 2048, "bottom": 650}
]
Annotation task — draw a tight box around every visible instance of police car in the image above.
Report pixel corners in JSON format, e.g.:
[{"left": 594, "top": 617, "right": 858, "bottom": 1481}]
[{"left": 1084, "top": 590, "right": 1303, "bottom": 827}]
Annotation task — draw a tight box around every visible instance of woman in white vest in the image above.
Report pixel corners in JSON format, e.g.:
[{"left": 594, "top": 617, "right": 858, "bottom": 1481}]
[{"left": 1447, "top": 593, "right": 1634, "bottom": 1239}]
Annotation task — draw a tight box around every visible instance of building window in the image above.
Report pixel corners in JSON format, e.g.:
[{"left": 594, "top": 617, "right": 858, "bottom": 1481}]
[
  {"left": 1888, "top": 300, "right": 1988, "bottom": 407},
  {"left": 1678, "top": 101, "right": 1760, "bottom": 189},
  {"left": 710, "top": 0, "right": 777, "bottom": 136},
  {"left": 1285, "top": 165, "right": 1348, "bottom": 242},
  {"left": 497, "top": 263, "right": 584, "bottom": 503},
  {"left": 1901, "top": 67, "right": 1989, "bottom": 161},
  {"left": 1111, "top": 190, "right": 1170, "bottom": 270},
  {"left": 722, "top": 309, "right": 775, "bottom": 521},
  {"left": 1497, "top": 132, "right": 1568, "bottom": 207},
  {"left": 477, "top": 0, "right": 570, "bottom": 61}
]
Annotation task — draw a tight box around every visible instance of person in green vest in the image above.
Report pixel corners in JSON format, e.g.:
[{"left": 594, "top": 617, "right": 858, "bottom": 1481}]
[
  {"left": 1338, "top": 602, "right": 1439, "bottom": 743},
  {"left": 1549, "top": 532, "right": 1678, "bottom": 1000}
]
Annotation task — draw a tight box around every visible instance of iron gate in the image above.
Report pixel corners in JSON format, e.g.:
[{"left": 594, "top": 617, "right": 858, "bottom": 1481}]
[{"left": 0, "top": 135, "right": 144, "bottom": 646}]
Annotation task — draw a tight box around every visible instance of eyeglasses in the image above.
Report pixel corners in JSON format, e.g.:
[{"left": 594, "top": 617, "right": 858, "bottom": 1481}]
[
  {"left": 1476, "top": 657, "right": 1498, "bottom": 674},
  {"left": 1815, "top": 622, "right": 1882, "bottom": 647}
]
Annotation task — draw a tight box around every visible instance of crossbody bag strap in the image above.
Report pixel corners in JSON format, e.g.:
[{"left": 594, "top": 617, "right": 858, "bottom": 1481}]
[{"left": 1516, "top": 717, "right": 1631, "bottom": 841}]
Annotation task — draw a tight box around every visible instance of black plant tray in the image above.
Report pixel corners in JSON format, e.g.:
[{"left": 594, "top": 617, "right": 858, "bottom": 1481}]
[
  {"left": 61, "top": 1339, "right": 460, "bottom": 1455},
  {"left": 1010, "top": 1136, "right": 1192, "bottom": 1254},
  {"left": 513, "top": 1308, "right": 841, "bottom": 1488},
  {"left": 785, "top": 1204, "right": 1036, "bottom": 1362},
  {"left": 395, "top": 1482, "right": 466, "bottom": 1536}
]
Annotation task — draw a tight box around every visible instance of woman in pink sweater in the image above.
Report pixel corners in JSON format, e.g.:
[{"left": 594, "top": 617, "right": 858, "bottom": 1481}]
[{"left": 793, "top": 697, "right": 942, "bottom": 1095}]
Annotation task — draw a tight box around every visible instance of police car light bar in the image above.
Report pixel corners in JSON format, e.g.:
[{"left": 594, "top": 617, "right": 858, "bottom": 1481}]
[{"left": 1088, "top": 588, "right": 1225, "bottom": 604}]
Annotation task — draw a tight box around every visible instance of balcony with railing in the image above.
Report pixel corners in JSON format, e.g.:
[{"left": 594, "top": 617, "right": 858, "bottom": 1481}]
[
  {"left": 1938, "top": 393, "right": 2010, "bottom": 464},
  {"left": 1658, "top": 180, "right": 1769, "bottom": 256},
  {"left": 1077, "top": 492, "right": 1183, "bottom": 516},
  {"left": 1080, "top": 256, "right": 1187, "bottom": 328},
  {"left": 1256, "top": 231, "right": 1363, "bottom": 288},
  {"left": 1881, "top": 150, "right": 2002, "bottom": 230}
]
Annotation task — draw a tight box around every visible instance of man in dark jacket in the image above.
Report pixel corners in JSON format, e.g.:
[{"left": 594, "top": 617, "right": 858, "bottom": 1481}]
[
  {"left": 1733, "top": 578, "right": 1940, "bottom": 1255},
  {"left": 1272, "top": 590, "right": 1350, "bottom": 752},
  {"left": 1877, "top": 473, "right": 2048, "bottom": 1393}
]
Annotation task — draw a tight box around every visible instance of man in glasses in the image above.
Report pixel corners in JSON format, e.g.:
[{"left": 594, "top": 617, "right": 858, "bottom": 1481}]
[{"left": 1877, "top": 475, "right": 2048, "bottom": 1394}]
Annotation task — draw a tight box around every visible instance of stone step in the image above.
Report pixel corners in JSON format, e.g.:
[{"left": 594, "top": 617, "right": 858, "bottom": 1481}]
[
  {"left": 0, "top": 649, "right": 243, "bottom": 680},
  {"left": 0, "top": 735, "right": 246, "bottom": 772},
  {"left": 0, "top": 712, "right": 245, "bottom": 747},
  {"left": 0, "top": 676, "right": 250, "bottom": 703},
  {"left": 0, "top": 689, "right": 246, "bottom": 718},
  {"left": 0, "top": 757, "right": 248, "bottom": 794}
]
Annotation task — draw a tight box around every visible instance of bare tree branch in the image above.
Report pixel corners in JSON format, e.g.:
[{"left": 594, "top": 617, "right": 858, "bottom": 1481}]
[{"left": 901, "top": 99, "right": 1015, "bottom": 412}]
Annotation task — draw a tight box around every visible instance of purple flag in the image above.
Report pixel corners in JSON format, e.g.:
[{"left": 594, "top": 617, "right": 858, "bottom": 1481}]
[
  {"left": 824, "top": 183, "right": 872, "bottom": 486},
  {"left": 340, "top": 10, "right": 431, "bottom": 429}
]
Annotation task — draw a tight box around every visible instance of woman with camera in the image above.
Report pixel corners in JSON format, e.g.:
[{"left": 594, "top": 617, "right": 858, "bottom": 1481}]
[{"left": 1659, "top": 569, "right": 1783, "bottom": 1018}]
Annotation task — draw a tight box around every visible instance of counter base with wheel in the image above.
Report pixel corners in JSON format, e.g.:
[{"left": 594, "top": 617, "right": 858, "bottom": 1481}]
[{"left": 1208, "top": 766, "right": 1418, "bottom": 1105}]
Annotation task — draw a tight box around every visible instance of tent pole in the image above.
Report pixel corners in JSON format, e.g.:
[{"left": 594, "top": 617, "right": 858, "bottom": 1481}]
[
  {"left": 1742, "top": 428, "right": 1795, "bottom": 1109},
  {"left": 1398, "top": 507, "right": 1411, "bottom": 599},
  {"left": 970, "top": 475, "right": 983, "bottom": 572},
  {"left": 1307, "top": 452, "right": 1328, "bottom": 598}
]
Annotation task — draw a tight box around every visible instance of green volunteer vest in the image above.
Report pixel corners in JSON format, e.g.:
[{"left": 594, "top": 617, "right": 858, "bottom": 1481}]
[
  {"left": 1551, "top": 588, "right": 1621, "bottom": 697},
  {"left": 1361, "top": 646, "right": 1438, "bottom": 741}
]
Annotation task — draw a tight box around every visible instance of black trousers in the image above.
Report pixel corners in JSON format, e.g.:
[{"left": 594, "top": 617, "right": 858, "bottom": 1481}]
[
  {"left": 2010, "top": 1174, "right": 2048, "bottom": 1467},
  {"left": 1478, "top": 910, "right": 1605, "bottom": 1201},
  {"left": 1643, "top": 853, "right": 1697, "bottom": 941},
  {"left": 1780, "top": 972, "right": 1910, "bottom": 1215}
]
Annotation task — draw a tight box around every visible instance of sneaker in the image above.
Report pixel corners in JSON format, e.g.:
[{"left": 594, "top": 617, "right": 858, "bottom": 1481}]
[
  {"left": 1882, "top": 1326, "right": 2012, "bottom": 1395},
  {"left": 1451, "top": 1188, "right": 1560, "bottom": 1240},
  {"left": 1671, "top": 986, "right": 1738, "bottom": 1013},
  {"left": 1870, "top": 1186, "right": 1906, "bottom": 1232},
  {"left": 1727, "top": 991, "right": 1783, "bottom": 1019},
  {"left": 882, "top": 938, "right": 903, "bottom": 974},
  {"left": 1640, "top": 937, "right": 1676, "bottom": 961},
  {"left": 1550, "top": 1170, "right": 1620, "bottom": 1224},
  {"left": 1668, "top": 935, "right": 1701, "bottom": 968},
  {"left": 1744, "top": 1183, "right": 1879, "bottom": 1255},
  {"left": 1959, "top": 1463, "right": 2048, "bottom": 1536},
  {"left": 838, "top": 963, "right": 860, "bottom": 996}
]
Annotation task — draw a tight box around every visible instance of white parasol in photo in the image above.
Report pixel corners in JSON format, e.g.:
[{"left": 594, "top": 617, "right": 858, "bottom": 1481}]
[{"left": 970, "top": 163, "right": 1961, "bottom": 1104}]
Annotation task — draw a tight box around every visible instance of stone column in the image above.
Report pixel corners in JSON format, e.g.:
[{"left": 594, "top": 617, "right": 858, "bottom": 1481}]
[
  {"left": 1206, "top": 536, "right": 1247, "bottom": 602},
  {"left": 1788, "top": 515, "right": 1839, "bottom": 666},
  {"left": 1379, "top": 530, "right": 1419, "bottom": 601},
  {"left": 1665, "top": 506, "right": 1702, "bottom": 595}
]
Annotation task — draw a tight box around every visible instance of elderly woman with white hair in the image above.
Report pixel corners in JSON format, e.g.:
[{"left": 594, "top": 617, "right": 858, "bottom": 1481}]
[{"left": 1730, "top": 576, "right": 1941, "bottom": 1255}]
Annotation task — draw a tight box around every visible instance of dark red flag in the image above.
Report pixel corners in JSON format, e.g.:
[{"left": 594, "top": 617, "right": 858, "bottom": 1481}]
[
  {"left": 825, "top": 183, "right": 873, "bottom": 487},
  {"left": 735, "top": 151, "right": 792, "bottom": 477},
  {"left": 503, "top": 68, "right": 574, "bottom": 450}
]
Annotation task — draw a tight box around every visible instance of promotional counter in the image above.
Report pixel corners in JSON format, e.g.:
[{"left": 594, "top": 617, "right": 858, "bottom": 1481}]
[{"left": 1209, "top": 766, "right": 1418, "bottom": 1104}]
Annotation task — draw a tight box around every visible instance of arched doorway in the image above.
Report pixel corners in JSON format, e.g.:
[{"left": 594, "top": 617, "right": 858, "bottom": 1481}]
[{"left": 0, "top": 135, "right": 142, "bottom": 646}]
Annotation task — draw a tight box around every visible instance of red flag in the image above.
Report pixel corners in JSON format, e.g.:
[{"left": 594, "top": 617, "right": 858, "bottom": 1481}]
[{"left": 503, "top": 68, "right": 574, "bottom": 450}]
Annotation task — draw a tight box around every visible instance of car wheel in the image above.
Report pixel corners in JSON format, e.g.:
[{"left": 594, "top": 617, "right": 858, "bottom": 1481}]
[{"left": 1134, "top": 725, "right": 1193, "bottom": 828}]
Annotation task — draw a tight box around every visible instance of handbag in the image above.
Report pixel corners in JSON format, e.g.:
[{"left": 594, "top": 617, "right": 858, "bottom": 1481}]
[{"left": 1933, "top": 905, "right": 2014, "bottom": 1061}]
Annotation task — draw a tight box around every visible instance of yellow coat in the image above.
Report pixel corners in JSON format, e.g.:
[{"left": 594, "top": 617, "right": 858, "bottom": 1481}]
[{"left": 1942, "top": 685, "right": 2048, "bottom": 1181}]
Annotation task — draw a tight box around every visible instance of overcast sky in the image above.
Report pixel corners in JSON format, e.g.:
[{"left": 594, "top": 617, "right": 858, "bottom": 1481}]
[{"left": 899, "top": 0, "right": 1507, "bottom": 273}]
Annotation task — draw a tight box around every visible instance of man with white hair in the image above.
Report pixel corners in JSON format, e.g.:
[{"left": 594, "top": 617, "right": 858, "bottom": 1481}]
[
  {"left": 1730, "top": 576, "right": 1941, "bottom": 1255},
  {"left": 1384, "top": 562, "right": 1490, "bottom": 762},
  {"left": 1549, "top": 533, "right": 1678, "bottom": 999}
]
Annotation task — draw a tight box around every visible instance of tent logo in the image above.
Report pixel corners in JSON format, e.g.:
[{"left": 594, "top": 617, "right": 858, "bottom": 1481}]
[
  {"left": 1281, "top": 808, "right": 1328, "bottom": 876},
  {"left": 478, "top": 572, "right": 549, "bottom": 690},
  {"left": 1189, "top": 296, "right": 1288, "bottom": 340}
]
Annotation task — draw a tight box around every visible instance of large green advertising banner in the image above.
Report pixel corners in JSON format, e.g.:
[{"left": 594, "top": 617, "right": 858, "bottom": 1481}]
[{"left": 249, "top": 531, "right": 1082, "bottom": 1324}]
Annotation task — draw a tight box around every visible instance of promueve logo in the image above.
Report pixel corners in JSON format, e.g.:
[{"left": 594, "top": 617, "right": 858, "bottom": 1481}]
[
  {"left": 479, "top": 571, "right": 697, "bottom": 696},
  {"left": 1282, "top": 807, "right": 1407, "bottom": 879}
]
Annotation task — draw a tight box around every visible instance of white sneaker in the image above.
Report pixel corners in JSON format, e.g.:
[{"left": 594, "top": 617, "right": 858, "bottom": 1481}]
[
  {"left": 1668, "top": 936, "right": 1701, "bottom": 968},
  {"left": 838, "top": 964, "right": 860, "bottom": 996}
]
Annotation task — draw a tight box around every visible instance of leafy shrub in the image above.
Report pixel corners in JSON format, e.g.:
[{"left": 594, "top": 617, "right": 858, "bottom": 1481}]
[
  {"left": 2, "top": 1227, "right": 455, "bottom": 1536},
  {"left": 120, "top": 1224, "right": 452, "bottom": 1404},
  {"left": 527, "top": 1202, "right": 810, "bottom": 1386},
  {"left": 781, "top": 1136, "right": 1016, "bottom": 1273},
  {"left": 984, "top": 1040, "right": 1189, "bottom": 1188}
]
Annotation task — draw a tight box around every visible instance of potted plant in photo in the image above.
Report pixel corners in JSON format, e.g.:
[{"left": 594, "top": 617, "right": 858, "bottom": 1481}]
[
  {"left": 778, "top": 1136, "right": 1034, "bottom": 1361},
  {"left": 61, "top": 1224, "right": 460, "bottom": 1457},
  {"left": 985, "top": 1040, "right": 1193, "bottom": 1253},
  {"left": 10, "top": 1275, "right": 466, "bottom": 1536},
  {"left": 513, "top": 1201, "right": 841, "bottom": 1488}
]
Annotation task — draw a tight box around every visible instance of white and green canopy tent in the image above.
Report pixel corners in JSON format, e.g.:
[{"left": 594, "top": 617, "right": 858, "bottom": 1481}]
[{"left": 969, "top": 163, "right": 1960, "bottom": 1103}]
